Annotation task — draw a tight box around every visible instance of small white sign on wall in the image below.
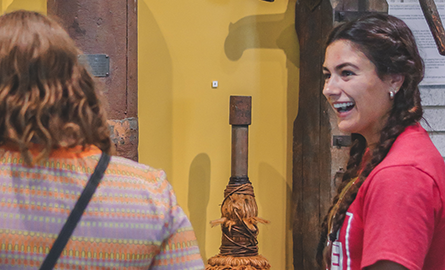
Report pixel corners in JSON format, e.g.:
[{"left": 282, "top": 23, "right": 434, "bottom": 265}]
[{"left": 389, "top": 2, "right": 445, "bottom": 85}]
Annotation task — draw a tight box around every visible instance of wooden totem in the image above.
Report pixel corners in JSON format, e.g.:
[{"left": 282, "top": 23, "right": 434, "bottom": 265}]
[{"left": 206, "top": 96, "right": 270, "bottom": 270}]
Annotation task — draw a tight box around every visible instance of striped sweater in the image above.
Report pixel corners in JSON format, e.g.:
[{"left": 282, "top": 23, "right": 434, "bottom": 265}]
[{"left": 0, "top": 145, "right": 204, "bottom": 269}]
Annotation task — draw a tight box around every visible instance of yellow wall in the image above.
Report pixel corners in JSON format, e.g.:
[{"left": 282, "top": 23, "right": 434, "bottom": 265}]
[
  {"left": 2, "top": 0, "right": 46, "bottom": 13},
  {"left": 1, "top": 0, "right": 299, "bottom": 268},
  {"left": 0, "top": 0, "right": 298, "bottom": 268},
  {"left": 139, "top": 1, "right": 299, "bottom": 269}
]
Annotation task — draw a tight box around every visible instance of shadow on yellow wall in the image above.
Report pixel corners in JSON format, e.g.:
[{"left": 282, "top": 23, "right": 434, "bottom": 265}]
[
  {"left": 258, "top": 162, "right": 293, "bottom": 269},
  {"left": 188, "top": 153, "right": 211, "bottom": 261},
  {"left": 138, "top": 1, "right": 173, "bottom": 177},
  {"left": 224, "top": 3, "right": 298, "bottom": 67}
]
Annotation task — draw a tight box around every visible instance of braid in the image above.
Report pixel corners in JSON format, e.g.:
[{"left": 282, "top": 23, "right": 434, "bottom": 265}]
[
  {"left": 316, "top": 13, "right": 424, "bottom": 268},
  {"left": 316, "top": 135, "right": 366, "bottom": 266}
]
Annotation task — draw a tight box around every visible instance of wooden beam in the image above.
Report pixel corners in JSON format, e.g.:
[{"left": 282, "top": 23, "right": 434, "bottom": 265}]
[{"left": 293, "top": 1, "right": 333, "bottom": 269}]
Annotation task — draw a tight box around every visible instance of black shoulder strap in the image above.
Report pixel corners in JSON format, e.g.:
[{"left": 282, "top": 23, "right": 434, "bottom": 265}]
[{"left": 39, "top": 152, "right": 111, "bottom": 270}]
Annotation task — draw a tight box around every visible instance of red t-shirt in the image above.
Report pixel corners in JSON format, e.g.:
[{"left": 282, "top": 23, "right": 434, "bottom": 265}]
[{"left": 330, "top": 124, "right": 445, "bottom": 270}]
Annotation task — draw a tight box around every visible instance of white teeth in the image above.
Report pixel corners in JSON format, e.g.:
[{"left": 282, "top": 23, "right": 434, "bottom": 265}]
[{"left": 333, "top": 102, "right": 354, "bottom": 109}]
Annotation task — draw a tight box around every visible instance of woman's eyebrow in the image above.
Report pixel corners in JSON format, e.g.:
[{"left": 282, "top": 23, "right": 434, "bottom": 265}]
[
  {"left": 335, "top": 62, "right": 359, "bottom": 71},
  {"left": 323, "top": 62, "right": 359, "bottom": 72}
]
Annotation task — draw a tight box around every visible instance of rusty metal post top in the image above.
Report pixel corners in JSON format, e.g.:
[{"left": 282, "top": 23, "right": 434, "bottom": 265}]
[{"left": 229, "top": 96, "right": 251, "bottom": 125}]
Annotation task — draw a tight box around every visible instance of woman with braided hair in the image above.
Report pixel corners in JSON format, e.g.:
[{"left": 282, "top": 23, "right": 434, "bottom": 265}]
[{"left": 317, "top": 14, "right": 445, "bottom": 270}]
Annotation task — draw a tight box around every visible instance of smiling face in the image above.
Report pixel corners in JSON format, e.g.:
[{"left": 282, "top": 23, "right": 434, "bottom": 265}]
[{"left": 323, "top": 39, "right": 404, "bottom": 145}]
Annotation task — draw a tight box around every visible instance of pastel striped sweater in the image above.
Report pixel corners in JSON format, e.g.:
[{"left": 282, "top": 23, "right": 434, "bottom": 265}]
[{"left": 0, "top": 145, "right": 204, "bottom": 269}]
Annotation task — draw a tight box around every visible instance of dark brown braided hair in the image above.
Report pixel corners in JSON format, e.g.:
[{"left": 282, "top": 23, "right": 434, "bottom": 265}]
[
  {"left": 0, "top": 10, "right": 114, "bottom": 165},
  {"left": 316, "top": 13, "right": 424, "bottom": 267}
]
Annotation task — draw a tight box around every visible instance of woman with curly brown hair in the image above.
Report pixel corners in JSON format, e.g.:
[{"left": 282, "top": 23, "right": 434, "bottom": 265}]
[
  {"left": 0, "top": 10, "right": 204, "bottom": 269},
  {"left": 317, "top": 14, "right": 445, "bottom": 270}
]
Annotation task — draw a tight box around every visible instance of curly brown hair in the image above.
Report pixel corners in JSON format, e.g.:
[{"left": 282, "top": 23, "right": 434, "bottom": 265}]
[
  {"left": 0, "top": 10, "right": 113, "bottom": 165},
  {"left": 317, "top": 13, "right": 424, "bottom": 267}
]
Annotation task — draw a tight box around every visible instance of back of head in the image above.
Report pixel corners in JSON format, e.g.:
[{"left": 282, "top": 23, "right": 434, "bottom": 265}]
[{"left": 0, "top": 10, "right": 113, "bottom": 164}]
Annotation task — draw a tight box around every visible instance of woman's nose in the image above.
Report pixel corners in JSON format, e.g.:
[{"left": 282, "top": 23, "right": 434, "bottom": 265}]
[{"left": 322, "top": 76, "right": 340, "bottom": 97}]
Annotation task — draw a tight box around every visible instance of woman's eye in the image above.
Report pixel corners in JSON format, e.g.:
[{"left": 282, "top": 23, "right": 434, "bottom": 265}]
[
  {"left": 341, "top": 70, "right": 355, "bottom": 77},
  {"left": 323, "top": 73, "right": 331, "bottom": 80}
]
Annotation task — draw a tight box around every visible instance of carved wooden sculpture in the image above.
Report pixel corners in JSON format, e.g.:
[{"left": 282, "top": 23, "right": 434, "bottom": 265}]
[{"left": 206, "top": 96, "right": 270, "bottom": 270}]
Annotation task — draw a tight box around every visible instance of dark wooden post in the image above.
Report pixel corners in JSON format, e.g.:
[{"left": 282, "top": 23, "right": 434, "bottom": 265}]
[
  {"left": 47, "top": 0, "right": 138, "bottom": 160},
  {"left": 230, "top": 96, "right": 251, "bottom": 185},
  {"left": 293, "top": 1, "right": 333, "bottom": 269},
  {"left": 207, "top": 96, "right": 270, "bottom": 270}
]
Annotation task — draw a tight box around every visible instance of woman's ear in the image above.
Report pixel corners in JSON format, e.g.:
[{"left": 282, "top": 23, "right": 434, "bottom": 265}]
[{"left": 388, "top": 74, "right": 405, "bottom": 92}]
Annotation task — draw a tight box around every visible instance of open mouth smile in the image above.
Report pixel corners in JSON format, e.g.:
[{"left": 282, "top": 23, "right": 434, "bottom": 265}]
[{"left": 333, "top": 102, "right": 355, "bottom": 113}]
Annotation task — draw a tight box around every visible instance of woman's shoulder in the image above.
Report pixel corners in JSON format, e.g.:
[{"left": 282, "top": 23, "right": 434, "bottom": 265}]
[
  {"left": 0, "top": 145, "right": 171, "bottom": 187},
  {"left": 384, "top": 124, "right": 444, "bottom": 168},
  {"left": 369, "top": 123, "right": 445, "bottom": 189},
  {"left": 105, "top": 155, "right": 169, "bottom": 186}
]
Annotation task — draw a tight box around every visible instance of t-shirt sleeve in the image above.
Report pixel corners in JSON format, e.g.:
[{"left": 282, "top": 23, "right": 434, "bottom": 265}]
[
  {"left": 150, "top": 172, "right": 205, "bottom": 270},
  {"left": 361, "top": 166, "right": 441, "bottom": 270}
]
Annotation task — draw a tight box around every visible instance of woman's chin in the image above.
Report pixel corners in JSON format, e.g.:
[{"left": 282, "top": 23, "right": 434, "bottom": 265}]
[{"left": 337, "top": 122, "right": 358, "bottom": 134}]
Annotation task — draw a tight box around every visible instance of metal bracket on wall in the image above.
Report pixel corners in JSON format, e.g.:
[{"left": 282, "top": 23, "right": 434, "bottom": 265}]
[
  {"left": 78, "top": 54, "right": 110, "bottom": 77},
  {"left": 333, "top": 135, "right": 351, "bottom": 148},
  {"left": 333, "top": 0, "right": 387, "bottom": 22}
]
